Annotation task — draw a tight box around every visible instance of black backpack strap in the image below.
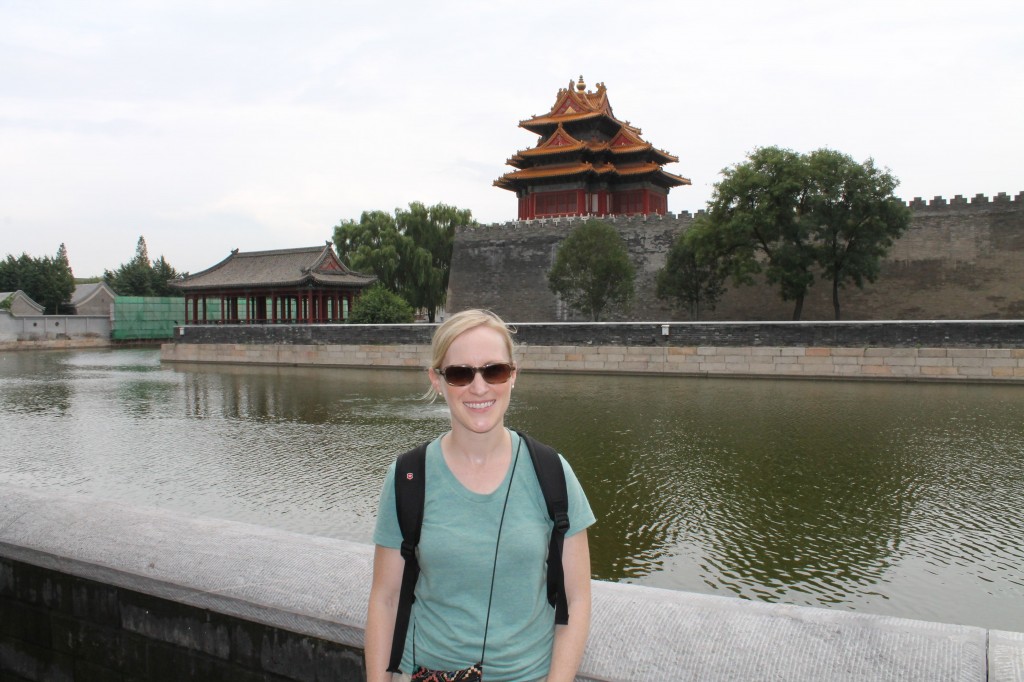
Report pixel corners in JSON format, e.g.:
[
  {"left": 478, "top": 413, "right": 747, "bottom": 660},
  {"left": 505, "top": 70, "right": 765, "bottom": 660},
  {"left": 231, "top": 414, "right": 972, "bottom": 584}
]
[
  {"left": 388, "top": 442, "right": 427, "bottom": 673},
  {"left": 518, "top": 431, "right": 571, "bottom": 625}
]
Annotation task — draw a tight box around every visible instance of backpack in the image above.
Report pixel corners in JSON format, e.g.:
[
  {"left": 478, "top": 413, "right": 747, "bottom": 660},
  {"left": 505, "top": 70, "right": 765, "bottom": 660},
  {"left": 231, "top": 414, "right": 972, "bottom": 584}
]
[{"left": 387, "top": 430, "right": 570, "bottom": 673}]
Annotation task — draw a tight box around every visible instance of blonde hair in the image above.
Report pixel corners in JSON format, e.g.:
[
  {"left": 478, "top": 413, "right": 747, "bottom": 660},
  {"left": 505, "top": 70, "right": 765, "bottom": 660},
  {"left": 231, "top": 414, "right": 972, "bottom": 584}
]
[{"left": 430, "top": 309, "right": 516, "bottom": 370}]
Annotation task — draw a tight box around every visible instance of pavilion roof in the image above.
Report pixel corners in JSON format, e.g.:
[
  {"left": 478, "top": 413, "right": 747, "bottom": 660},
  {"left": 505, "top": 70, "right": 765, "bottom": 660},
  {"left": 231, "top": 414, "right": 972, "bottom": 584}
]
[
  {"left": 508, "top": 124, "right": 679, "bottom": 167},
  {"left": 171, "top": 244, "right": 376, "bottom": 291},
  {"left": 519, "top": 77, "right": 642, "bottom": 135},
  {"left": 499, "top": 77, "right": 686, "bottom": 195},
  {"left": 494, "top": 161, "right": 691, "bottom": 190}
]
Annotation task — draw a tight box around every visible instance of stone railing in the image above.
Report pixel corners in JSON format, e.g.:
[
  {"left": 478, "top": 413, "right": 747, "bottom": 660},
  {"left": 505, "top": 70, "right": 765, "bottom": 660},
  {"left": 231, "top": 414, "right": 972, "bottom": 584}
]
[{"left": 2, "top": 485, "right": 1022, "bottom": 681}]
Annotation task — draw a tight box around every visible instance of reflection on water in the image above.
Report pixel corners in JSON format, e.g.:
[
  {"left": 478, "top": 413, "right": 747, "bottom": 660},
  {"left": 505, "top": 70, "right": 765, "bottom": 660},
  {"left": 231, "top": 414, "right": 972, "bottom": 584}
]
[{"left": 1, "top": 348, "right": 1022, "bottom": 631}]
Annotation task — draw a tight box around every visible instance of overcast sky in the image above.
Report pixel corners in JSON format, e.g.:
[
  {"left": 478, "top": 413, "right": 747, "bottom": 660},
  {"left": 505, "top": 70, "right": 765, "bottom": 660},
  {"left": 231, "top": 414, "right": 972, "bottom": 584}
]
[{"left": 2, "top": 1, "right": 1022, "bottom": 277}]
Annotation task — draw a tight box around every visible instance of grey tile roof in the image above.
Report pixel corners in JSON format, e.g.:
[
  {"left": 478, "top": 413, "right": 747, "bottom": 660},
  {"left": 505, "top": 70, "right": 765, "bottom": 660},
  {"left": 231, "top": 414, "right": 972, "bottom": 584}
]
[
  {"left": 171, "top": 244, "right": 376, "bottom": 291},
  {"left": 70, "top": 282, "right": 116, "bottom": 306}
]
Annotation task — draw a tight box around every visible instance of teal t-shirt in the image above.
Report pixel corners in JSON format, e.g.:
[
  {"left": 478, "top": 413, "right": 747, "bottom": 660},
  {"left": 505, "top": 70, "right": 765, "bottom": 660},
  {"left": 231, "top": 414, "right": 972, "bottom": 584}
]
[{"left": 373, "top": 430, "right": 595, "bottom": 681}]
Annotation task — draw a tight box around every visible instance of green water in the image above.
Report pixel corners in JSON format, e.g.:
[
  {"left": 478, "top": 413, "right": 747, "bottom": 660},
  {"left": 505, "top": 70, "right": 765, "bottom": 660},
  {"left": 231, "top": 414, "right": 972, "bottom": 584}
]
[{"left": 1, "top": 348, "right": 1022, "bottom": 631}]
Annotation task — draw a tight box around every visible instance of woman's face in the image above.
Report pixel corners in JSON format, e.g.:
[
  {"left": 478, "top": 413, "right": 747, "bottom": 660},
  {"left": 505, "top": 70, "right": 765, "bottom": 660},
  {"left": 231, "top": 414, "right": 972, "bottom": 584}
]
[{"left": 429, "top": 325, "right": 516, "bottom": 438}]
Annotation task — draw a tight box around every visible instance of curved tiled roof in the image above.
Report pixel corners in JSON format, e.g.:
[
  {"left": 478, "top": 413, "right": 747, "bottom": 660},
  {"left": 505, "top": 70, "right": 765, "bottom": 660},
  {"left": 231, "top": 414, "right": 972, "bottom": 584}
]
[
  {"left": 171, "top": 244, "right": 376, "bottom": 291},
  {"left": 495, "top": 162, "right": 690, "bottom": 190}
]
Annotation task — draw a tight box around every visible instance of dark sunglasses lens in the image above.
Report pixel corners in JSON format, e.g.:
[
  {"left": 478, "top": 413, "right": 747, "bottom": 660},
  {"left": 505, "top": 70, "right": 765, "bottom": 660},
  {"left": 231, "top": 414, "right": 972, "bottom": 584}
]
[
  {"left": 442, "top": 366, "right": 475, "bottom": 386},
  {"left": 482, "top": 364, "right": 513, "bottom": 384}
]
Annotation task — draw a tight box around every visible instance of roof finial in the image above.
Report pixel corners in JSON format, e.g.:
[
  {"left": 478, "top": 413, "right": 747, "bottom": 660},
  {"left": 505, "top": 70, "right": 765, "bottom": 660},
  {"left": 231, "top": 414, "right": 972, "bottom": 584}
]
[{"left": 576, "top": 75, "right": 586, "bottom": 92}]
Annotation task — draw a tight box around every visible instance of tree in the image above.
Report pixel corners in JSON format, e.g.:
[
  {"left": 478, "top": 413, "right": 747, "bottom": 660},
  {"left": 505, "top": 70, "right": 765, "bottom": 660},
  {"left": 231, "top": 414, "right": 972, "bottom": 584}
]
[
  {"left": 0, "top": 245, "right": 75, "bottom": 314},
  {"left": 333, "top": 202, "right": 475, "bottom": 322},
  {"left": 397, "top": 202, "right": 474, "bottom": 322},
  {"left": 705, "top": 146, "right": 817, "bottom": 320},
  {"left": 704, "top": 146, "right": 909, "bottom": 320},
  {"left": 150, "top": 255, "right": 182, "bottom": 297},
  {"left": 104, "top": 236, "right": 180, "bottom": 296},
  {"left": 804, "top": 150, "right": 912, "bottom": 320},
  {"left": 656, "top": 217, "right": 729, "bottom": 320},
  {"left": 334, "top": 211, "right": 407, "bottom": 293},
  {"left": 347, "top": 284, "right": 415, "bottom": 323},
  {"left": 547, "top": 219, "right": 635, "bottom": 321},
  {"left": 37, "top": 243, "right": 76, "bottom": 313}
]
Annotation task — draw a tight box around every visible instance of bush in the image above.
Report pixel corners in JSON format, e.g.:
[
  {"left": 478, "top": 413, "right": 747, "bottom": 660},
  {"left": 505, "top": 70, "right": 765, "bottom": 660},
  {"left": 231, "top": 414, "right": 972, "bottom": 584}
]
[{"left": 348, "top": 284, "right": 415, "bottom": 323}]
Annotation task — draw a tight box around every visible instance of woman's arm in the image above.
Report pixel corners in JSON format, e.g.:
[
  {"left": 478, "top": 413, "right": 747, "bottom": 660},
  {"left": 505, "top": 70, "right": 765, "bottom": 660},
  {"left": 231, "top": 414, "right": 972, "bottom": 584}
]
[
  {"left": 365, "top": 545, "right": 406, "bottom": 682},
  {"left": 547, "top": 530, "right": 592, "bottom": 682}
]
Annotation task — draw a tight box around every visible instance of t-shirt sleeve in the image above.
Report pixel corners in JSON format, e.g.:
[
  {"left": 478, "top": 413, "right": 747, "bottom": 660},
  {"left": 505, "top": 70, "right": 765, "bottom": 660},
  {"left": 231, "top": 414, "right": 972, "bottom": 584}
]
[
  {"left": 372, "top": 460, "right": 403, "bottom": 548},
  {"left": 560, "top": 454, "right": 596, "bottom": 537}
]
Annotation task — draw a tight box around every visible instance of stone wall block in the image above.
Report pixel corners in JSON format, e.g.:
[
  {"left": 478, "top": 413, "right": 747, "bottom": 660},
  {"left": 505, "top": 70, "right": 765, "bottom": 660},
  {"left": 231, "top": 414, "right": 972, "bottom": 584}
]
[
  {"left": 884, "top": 356, "right": 919, "bottom": 366},
  {"left": 957, "top": 366, "right": 994, "bottom": 377}
]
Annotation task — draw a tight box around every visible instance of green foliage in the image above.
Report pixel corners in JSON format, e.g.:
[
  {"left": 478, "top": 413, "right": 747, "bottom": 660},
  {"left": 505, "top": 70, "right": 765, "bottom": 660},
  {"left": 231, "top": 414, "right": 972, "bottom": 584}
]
[
  {"left": 704, "top": 146, "right": 910, "bottom": 320},
  {"left": 333, "top": 202, "right": 474, "bottom": 322},
  {"left": 0, "top": 244, "right": 75, "bottom": 314},
  {"left": 803, "top": 149, "right": 912, "bottom": 319},
  {"left": 104, "top": 236, "right": 181, "bottom": 297},
  {"left": 347, "top": 284, "right": 415, "bottom": 324},
  {"left": 547, "top": 219, "right": 635, "bottom": 321},
  {"left": 656, "top": 216, "right": 729, "bottom": 320}
]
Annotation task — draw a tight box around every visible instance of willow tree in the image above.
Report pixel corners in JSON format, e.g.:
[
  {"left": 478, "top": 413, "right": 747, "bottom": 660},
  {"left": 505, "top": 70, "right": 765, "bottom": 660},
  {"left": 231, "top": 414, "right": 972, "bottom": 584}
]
[{"left": 333, "top": 202, "right": 474, "bottom": 322}]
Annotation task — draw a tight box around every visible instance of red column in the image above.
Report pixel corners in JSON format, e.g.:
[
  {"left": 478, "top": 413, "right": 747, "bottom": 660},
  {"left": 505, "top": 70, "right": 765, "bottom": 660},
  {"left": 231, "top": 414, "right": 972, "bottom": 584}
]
[
  {"left": 202, "top": 297, "right": 207, "bottom": 322},
  {"left": 643, "top": 190, "right": 651, "bottom": 215}
]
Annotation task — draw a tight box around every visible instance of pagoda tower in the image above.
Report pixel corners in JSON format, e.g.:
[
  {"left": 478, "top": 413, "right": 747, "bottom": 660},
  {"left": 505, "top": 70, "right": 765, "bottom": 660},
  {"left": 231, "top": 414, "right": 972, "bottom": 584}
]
[{"left": 494, "top": 76, "right": 690, "bottom": 220}]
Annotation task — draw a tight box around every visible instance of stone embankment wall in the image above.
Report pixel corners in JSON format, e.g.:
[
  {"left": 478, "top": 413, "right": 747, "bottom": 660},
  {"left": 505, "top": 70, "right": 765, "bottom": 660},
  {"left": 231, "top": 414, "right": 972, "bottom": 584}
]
[
  {"left": 446, "top": 191, "right": 1024, "bottom": 322},
  {"left": 161, "top": 321, "right": 1024, "bottom": 383},
  {"left": 4, "top": 485, "right": 1022, "bottom": 681}
]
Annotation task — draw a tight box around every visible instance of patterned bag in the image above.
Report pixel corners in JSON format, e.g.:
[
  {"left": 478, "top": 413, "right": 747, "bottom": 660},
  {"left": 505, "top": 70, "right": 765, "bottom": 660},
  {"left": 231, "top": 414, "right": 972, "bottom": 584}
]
[{"left": 410, "top": 663, "right": 483, "bottom": 682}]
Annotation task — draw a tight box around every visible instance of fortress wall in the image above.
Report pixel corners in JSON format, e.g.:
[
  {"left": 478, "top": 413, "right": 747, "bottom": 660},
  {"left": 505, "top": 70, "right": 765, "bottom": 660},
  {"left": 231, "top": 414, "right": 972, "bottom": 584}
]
[{"left": 447, "top": 192, "right": 1024, "bottom": 322}]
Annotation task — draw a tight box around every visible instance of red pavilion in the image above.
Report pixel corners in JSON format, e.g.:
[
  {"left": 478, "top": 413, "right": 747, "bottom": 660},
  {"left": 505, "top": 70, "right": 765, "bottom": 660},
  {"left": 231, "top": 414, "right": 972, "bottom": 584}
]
[{"left": 494, "top": 76, "right": 690, "bottom": 220}]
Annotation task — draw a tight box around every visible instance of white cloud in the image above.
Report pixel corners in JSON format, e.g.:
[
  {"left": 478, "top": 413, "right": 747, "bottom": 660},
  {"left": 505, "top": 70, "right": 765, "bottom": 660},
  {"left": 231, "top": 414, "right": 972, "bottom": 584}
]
[{"left": 2, "top": 0, "right": 1022, "bottom": 275}]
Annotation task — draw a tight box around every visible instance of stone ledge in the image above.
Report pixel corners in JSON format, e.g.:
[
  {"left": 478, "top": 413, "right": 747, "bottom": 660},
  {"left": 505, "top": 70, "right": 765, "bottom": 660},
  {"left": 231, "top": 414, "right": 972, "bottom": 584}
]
[{"left": 3, "top": 485, "right": 1022, "bottom": 681}]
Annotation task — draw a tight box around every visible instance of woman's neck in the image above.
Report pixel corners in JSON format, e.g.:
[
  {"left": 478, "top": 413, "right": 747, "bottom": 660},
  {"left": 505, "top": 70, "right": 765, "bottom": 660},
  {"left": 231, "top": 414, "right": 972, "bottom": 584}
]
[
  {"left": 441, "top": 427, "right": 513, "bottom": 494},
  {"left": 443, "top": 426, "right": 510, "bottom": 467}
]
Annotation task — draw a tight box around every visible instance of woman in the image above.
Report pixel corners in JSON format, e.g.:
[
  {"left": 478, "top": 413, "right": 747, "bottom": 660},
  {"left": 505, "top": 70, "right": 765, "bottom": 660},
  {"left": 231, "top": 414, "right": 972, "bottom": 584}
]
[{"left": 365, "top": 309, "right": 595, "bottom": 681}]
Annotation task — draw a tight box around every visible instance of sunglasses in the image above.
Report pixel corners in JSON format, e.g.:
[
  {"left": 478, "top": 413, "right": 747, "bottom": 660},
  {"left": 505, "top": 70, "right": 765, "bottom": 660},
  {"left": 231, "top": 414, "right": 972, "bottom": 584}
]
[{"left": 436, "top": 363, "right": 516, "bottom": 387}]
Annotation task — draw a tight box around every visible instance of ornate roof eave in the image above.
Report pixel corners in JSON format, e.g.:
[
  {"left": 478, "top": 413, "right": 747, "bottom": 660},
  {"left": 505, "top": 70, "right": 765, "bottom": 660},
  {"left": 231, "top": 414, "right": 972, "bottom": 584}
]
[
  {"left": 494, "top": 163, "right": 691, "bottom": 191},
  {"left": 170, "top": 243, "right": 376, "bottom": 291}
]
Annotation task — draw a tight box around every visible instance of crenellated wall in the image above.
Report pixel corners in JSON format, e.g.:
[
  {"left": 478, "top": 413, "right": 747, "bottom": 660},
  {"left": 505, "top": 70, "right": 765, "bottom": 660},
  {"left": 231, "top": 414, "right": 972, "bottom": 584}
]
[{"left": 447, "top": 192, "right": 1024, "bottom": 322}]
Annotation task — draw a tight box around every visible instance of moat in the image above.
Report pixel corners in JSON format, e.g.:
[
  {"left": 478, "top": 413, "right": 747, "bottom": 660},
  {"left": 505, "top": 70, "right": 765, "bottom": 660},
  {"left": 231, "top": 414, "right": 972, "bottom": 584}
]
[{"left": 2, "top": 347, "right": 1022, "bottom": 632}]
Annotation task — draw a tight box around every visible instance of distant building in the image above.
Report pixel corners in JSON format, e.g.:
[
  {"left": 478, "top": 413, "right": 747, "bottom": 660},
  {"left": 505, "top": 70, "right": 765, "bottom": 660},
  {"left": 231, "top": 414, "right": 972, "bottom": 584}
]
[
  {"left": 170, "top": 243, "right": 376, "bottom": 324},
  {"left": 70, "top": 282, "right": 117, "bottom": 316},
  {"left": 0, "top": 291, "right": 45, "bottom": 316},
  {"left": 494, "top": 76, "right": 690, "bottom": 220}
]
